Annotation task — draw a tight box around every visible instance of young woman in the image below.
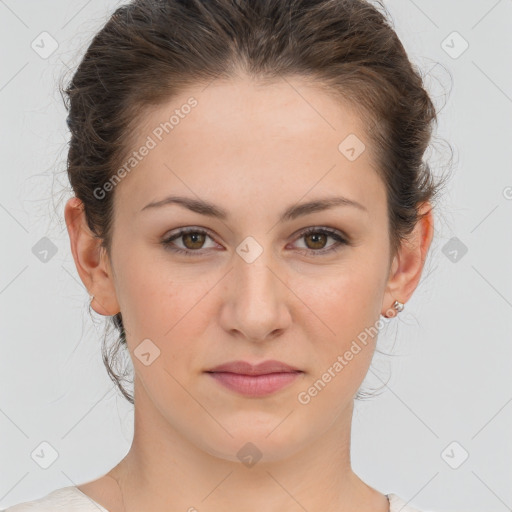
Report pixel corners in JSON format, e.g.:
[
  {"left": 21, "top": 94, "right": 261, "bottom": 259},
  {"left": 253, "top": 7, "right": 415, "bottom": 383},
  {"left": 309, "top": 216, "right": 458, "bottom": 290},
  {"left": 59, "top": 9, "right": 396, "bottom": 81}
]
[{"left": 3, "top": 0, "right": 449, "bottom": 510}]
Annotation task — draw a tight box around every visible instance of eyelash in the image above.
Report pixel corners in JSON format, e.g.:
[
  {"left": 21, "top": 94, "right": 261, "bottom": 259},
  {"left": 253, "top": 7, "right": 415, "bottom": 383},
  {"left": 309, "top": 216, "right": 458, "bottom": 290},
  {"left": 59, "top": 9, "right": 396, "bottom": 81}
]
[{"left": 161, "top": 226, "right": 349, "bottom": 257}]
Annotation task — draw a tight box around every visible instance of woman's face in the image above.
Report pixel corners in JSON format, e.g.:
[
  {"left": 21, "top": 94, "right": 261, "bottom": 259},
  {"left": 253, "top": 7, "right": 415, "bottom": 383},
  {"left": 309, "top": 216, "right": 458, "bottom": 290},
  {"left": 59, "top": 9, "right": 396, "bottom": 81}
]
[{"left": 93, "top": 76, "right": 406, "bottom": 462}]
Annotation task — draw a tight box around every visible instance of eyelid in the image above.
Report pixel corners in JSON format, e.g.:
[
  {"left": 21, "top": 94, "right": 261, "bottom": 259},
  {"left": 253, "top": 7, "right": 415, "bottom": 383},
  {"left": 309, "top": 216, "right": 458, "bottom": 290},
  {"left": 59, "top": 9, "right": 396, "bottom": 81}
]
[
  {"left": 161, "top": 225, "right": 350, "bottom": 256},
  {"left": 162, "top": 226, "right": 219, "bottom": 250},
  {"left": 289, "top": 226, "right": 349, "bottom": 253},
  {"left": 292, "top": 225, "right": 349, "bottom": 242}
]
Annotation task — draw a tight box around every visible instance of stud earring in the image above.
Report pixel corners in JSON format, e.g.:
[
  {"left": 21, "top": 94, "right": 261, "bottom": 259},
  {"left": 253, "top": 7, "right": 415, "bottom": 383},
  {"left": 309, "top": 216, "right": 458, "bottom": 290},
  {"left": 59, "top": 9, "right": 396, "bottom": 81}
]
[
  {"left": 383, "top": 299, "right": 404, "bottom": 318},
  {"left": 392, "top": 300, "right": 404, "bottom": 313}
]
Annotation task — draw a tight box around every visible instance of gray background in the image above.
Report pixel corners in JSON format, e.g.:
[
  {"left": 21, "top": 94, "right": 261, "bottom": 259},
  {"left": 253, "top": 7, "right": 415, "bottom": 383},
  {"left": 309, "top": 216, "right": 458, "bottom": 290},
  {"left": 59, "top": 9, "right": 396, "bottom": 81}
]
[{"left": 1, "top": 0, "right": 511, "bottom": 510}]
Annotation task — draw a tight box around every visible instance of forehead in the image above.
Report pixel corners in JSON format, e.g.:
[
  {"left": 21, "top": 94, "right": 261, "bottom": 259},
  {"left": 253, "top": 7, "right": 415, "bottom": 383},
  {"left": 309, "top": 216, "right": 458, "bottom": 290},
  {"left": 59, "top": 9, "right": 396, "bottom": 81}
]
[{"left": 113, "top": 76, "right": 385, "bottom": 221}]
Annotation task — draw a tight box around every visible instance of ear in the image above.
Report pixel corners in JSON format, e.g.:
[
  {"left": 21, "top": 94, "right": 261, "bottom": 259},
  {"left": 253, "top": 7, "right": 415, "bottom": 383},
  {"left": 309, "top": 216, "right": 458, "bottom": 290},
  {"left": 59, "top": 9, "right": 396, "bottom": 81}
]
[
  {"left": 64, "top": 197, "right": 120, "bottom": 316},
  {"left": 381, "top": 202, "right": 434, "bottom": 318}
]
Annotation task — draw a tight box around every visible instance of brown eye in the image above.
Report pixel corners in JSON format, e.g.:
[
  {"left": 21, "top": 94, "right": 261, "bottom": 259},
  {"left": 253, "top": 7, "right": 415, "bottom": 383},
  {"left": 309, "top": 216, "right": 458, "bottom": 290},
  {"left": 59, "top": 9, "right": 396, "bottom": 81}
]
[
  {"left": 182, "top": 232, "right": 207, "bottom": 250},
  {"left": 161, "top": 226, "right": 348, "bottom": 258},
  {"left": 161, "top": 228, "right": 217, "bottom": 256},
  {"left": 293, "top": 227, "right": 349, "bottom": 256},
  {"left": 303, "top": 232, "right": 329, "bottom": 250}
]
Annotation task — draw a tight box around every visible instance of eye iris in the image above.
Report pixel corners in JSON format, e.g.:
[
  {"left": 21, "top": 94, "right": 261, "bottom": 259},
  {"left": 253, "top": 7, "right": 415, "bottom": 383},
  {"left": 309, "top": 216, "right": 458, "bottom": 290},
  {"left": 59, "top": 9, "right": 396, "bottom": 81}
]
[
  {"left": 172, "top": 229, "right": 338, "bottom": 253},
  {"left": 305, "top": 232, "right": 327, "bottom": 250},
  {"left": 183, "top": 232, "right": 206, "bottom": 249}
]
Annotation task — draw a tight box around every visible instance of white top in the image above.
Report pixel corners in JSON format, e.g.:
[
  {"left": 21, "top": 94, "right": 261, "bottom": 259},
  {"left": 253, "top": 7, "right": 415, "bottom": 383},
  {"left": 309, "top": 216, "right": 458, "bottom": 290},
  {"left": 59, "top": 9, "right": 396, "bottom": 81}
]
[{"left": 1, "top": 485, "right": 432, "bottom": 511}]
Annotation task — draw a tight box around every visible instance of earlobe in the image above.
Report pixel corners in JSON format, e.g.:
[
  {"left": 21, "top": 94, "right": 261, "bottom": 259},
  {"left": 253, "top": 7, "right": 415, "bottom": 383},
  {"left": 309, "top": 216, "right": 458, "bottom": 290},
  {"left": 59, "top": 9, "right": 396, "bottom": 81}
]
[{"left": 64, "top": 197, "right": 120, "bottom": 316}]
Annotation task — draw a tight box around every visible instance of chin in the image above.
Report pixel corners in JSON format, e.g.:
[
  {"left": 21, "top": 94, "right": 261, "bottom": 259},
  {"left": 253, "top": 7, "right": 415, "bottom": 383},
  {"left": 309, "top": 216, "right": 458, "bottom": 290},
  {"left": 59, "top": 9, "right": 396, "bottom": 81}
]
[{"left": 194, "top": 421, "right": 309, "bottom": 465}]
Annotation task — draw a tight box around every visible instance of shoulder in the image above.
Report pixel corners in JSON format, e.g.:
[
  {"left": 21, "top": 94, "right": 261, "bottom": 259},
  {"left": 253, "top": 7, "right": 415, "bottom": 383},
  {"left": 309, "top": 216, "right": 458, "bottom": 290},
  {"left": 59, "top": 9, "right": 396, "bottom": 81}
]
[
  {"left": 388, "top": 493, "right": 435, "bottom": 512},
  {"left": 0, "top": 486, "right": 108, "bottom": 512},
  {"left": 2, "top": 488, "right": 436, "bottom": 512}
]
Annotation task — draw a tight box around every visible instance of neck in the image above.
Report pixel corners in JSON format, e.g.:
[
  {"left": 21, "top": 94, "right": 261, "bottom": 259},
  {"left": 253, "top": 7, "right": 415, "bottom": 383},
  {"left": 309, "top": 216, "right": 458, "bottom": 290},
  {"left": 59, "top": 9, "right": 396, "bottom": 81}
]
[{"left": 106, "top": 379, "right": 388, "bottom": 512}]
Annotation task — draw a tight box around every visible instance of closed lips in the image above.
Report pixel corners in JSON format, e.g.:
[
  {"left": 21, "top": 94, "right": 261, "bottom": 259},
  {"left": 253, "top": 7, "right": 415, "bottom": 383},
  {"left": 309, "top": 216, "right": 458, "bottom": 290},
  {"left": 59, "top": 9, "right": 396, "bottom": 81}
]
[{"left": 206, "top": 360, "right": 303, "bottom": 375}]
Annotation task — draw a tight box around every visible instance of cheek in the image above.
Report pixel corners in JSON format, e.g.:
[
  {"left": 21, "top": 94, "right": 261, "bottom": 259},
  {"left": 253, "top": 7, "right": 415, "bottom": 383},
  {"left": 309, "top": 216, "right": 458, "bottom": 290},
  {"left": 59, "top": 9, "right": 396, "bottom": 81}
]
[
  {"left": 293, "top": 261, "right": 385, "bottom": 382},
  {"left": 306, "top": 263, "right": 383, "bottom": 331},
  {"left": 113, "top": 248, "right": 217, "bottom": 366},
  {"left": 293, "top": 269, "right": 382, "bottom": 417}
]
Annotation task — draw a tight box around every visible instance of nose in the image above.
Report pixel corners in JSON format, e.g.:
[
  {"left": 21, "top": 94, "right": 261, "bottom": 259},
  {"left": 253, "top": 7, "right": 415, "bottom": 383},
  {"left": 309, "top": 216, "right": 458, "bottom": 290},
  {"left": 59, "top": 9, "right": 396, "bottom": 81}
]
[{"left": 219, "top": 247, "right": 292, "bottom": 343}]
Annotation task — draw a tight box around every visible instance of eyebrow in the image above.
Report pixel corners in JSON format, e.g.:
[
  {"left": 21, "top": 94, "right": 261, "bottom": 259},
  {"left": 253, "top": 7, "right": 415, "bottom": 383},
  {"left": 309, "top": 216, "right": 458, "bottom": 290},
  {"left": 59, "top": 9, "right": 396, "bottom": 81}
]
[{"left": 140, "top": 194, "right": 368, "bottom": 222}]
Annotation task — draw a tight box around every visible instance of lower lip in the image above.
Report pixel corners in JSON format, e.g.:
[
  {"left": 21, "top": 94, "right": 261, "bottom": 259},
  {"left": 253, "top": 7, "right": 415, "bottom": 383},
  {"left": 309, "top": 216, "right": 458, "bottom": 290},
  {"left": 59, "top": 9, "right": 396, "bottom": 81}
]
[{"left": 207, "top": 371, "right": 302, "bottom": 397}]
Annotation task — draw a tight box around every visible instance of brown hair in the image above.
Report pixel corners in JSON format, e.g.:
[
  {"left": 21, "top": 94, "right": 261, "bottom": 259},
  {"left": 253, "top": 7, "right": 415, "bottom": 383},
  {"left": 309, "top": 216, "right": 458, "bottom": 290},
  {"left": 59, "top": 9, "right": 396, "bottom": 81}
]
[{"left": 60, "top": 0, "right": 452, "bottom": 404}]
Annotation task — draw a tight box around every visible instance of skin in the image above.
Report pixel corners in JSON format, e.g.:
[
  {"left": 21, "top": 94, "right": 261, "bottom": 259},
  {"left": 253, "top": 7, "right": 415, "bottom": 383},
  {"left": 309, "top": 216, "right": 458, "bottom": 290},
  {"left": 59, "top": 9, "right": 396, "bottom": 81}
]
[{"left": 65, "top": 75, "right": 434, "bottom": 512}]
